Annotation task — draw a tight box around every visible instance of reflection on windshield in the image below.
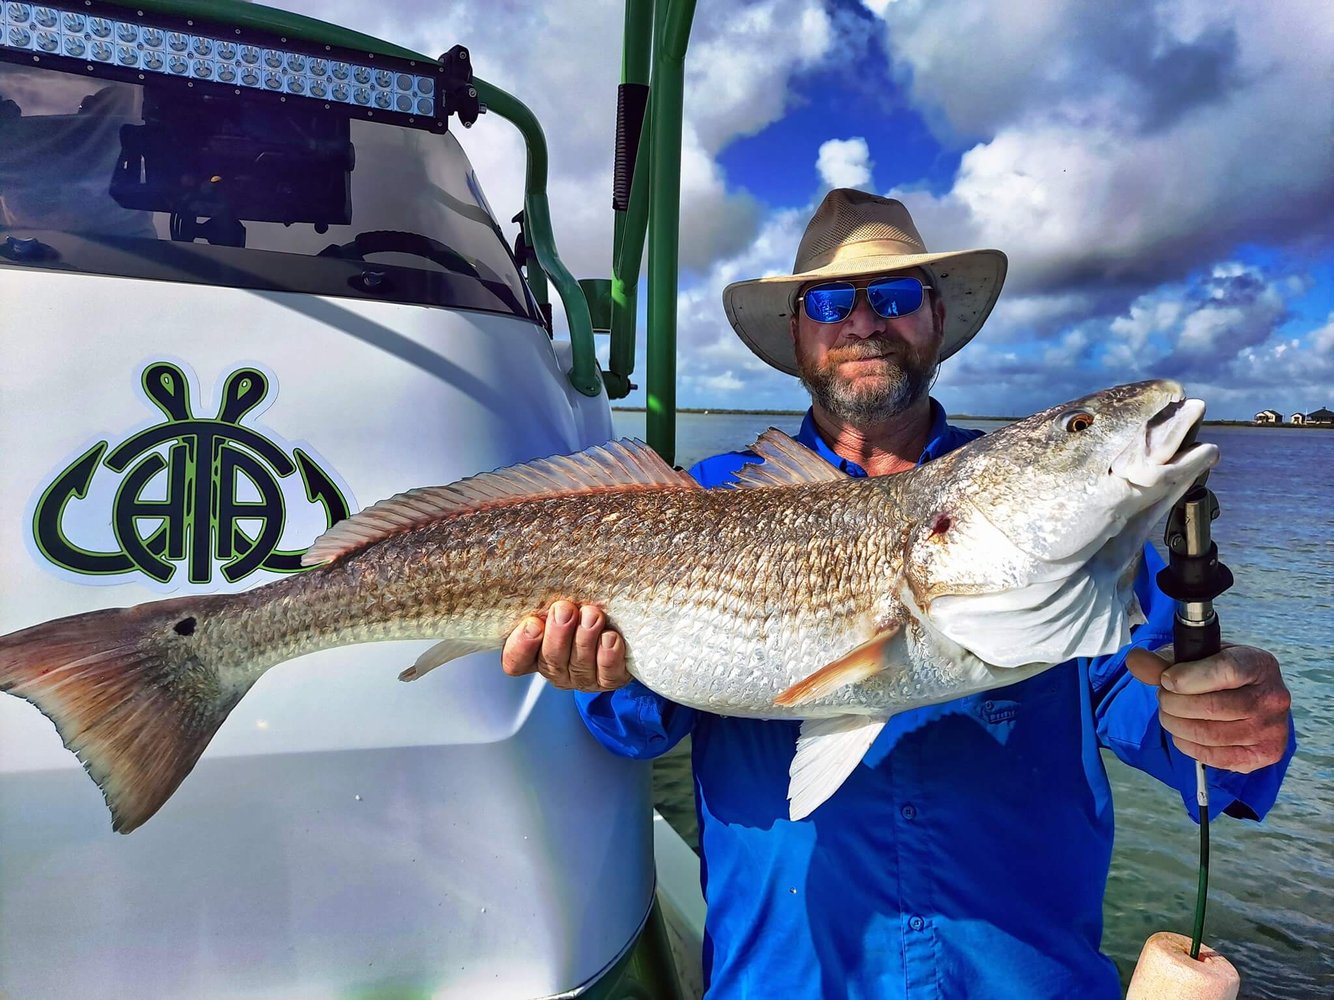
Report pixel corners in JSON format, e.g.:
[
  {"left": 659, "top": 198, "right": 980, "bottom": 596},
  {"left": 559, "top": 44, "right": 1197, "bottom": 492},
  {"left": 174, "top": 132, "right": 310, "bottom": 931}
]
[
  {"left": 0, "top": 77, "right": 154, "bottom": 238},
  {"left": 0, "top": 60, "right": 529, "bottom": 316}
]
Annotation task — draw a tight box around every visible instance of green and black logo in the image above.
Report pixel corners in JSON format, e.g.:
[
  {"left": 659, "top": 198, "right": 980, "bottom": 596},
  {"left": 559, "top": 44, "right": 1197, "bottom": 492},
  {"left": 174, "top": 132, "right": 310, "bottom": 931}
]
[{"left": 33, "top": 361, "right": 352, "bottom": 586}]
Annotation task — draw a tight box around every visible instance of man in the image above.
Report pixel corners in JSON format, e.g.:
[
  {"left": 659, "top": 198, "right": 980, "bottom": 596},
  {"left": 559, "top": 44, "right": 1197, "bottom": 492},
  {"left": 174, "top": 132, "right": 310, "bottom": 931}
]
[{"left": 503, "top": 189, "right": 1294, "bottom": 998}]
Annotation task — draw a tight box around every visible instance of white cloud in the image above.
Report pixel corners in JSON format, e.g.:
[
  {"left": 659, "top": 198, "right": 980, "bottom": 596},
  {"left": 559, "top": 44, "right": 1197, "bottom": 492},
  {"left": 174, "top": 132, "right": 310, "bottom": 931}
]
[
  {"left": 690, "top": 371, "right": 746, "bottom": 394},
  {"left": 816, "top": 138, "right": 874, "bottom": 191},
  {"left": 874, "top": 0, "right": 1332, "bottom": 297},
  {"left": 1311, "top": 313, "right": 1334, "bottom": 356}
]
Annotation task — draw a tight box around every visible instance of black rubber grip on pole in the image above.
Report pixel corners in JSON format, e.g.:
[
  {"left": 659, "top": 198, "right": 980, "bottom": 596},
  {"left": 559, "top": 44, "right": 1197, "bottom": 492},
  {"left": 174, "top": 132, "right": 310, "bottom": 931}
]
[
  {"left": 614, "top": 83, "right": 650, "bottom": 212},
  {"left": 1174, "top": 615, "right": 1222, "bottom": 664}
]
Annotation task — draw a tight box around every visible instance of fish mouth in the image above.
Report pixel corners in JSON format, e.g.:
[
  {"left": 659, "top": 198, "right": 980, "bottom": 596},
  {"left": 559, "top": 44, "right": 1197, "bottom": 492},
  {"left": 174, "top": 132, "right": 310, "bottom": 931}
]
[{"left": 1110, "top": 392, "right": 1218, "bottom": 489}]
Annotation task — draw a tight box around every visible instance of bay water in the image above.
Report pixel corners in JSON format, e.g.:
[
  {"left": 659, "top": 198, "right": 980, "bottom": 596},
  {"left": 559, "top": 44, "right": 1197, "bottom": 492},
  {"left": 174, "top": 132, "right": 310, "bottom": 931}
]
[{"left": 612, "top": 409, "right": 1333, "bottom": 999}]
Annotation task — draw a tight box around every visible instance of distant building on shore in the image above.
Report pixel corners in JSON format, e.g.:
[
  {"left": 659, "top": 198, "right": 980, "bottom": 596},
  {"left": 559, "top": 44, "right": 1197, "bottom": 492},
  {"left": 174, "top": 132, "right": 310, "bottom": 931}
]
[{"left": 1260, "top": 407, "right": 1334, "bottom": 426}]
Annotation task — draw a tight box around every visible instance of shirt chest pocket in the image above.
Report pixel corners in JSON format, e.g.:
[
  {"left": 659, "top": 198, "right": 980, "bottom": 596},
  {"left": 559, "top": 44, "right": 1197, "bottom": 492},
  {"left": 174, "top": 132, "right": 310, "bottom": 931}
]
[{"left": 968, "top": 669, "right": 1076, "bottom": 747}]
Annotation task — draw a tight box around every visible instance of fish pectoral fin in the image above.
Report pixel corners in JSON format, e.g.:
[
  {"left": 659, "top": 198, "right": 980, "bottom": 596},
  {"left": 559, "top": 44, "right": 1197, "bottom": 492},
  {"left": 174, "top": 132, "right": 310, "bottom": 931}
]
[
  {"left": 773, "top": 624, "right": 903, "bottom": 707},
  {"left": 789, "top": 715, "right": 887, "bottom": 820},
  {"left": 398, "top": 639, "right": 497, "bottom": 681}
]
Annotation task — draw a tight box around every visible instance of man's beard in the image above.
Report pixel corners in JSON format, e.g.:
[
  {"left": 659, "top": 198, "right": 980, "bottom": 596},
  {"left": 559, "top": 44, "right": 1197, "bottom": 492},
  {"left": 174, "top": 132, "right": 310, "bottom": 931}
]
[{"left": 797, "top": 337, "right": 939, "bottom": 423}]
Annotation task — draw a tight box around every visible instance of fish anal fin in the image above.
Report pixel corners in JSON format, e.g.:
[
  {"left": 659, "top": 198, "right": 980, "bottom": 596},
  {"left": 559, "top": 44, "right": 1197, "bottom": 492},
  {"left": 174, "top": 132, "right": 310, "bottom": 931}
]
[
  {"left": 773, "top": 624, "right": 903, "bottom": 707},
  {"left": 731, "top": 429, "right": 845, "bottom": 487},
  {"left": 788, "top": 715, "right": 887, "bottom": 820},
  {"left": 398, "top": 638, "right": 497, "bottom": 681},
  {"left": 303, "top": 439, "right": 698, "bottom": 568}
]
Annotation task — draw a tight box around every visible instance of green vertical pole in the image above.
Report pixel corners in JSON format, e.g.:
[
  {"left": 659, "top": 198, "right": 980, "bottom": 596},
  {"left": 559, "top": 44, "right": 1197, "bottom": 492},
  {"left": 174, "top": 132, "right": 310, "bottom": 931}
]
[
  {"left": 609, "top": 0, "right": 655, "bottom": 398},
  {"left": 645, "top": 0, "right": 697, "bottom": 465}
]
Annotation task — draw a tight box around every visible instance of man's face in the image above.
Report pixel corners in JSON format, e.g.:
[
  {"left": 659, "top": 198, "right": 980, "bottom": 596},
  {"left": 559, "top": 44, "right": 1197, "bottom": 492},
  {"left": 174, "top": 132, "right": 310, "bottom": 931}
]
[{"left": 791, "top": 268, "right": 946, "bottom": 424}]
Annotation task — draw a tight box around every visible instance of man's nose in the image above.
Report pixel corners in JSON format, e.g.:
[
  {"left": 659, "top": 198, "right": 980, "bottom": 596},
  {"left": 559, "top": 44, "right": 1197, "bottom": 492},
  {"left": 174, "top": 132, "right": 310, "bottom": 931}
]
[{"left": 840, "top": 293, "right": 885, "bottom": 340}]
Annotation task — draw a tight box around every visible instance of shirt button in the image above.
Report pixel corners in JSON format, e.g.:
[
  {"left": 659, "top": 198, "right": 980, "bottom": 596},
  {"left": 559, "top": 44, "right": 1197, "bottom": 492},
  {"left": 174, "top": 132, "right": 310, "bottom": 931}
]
[
  {"left": 908, "top": 915, "right": 925, "bottom": 931},
  {"left": 901, "top": 803, "right": 916, "bottom": 820}
]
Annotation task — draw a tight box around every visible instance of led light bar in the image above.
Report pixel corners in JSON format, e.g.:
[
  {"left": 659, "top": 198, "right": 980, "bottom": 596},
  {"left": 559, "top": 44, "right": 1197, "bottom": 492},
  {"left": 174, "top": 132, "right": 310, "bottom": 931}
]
[{"left": 0, "top": 2, "right": 445, "bottom": 127}]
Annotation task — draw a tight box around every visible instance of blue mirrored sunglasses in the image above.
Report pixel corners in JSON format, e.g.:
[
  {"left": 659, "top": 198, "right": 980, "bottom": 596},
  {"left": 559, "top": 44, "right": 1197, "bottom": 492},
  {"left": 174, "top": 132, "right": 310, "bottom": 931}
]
[{"left": 797, "top": 276, "right": 933, "bottom": 324}]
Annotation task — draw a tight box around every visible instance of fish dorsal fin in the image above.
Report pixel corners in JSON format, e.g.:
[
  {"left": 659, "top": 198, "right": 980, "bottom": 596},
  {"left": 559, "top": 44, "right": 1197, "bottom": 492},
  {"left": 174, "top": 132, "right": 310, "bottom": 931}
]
[
  {"left": 731, "top": 428, "right": 845, "bottom": 487},
  {"left": 303, "top": 439, "right": 697, "bottom": 567}
]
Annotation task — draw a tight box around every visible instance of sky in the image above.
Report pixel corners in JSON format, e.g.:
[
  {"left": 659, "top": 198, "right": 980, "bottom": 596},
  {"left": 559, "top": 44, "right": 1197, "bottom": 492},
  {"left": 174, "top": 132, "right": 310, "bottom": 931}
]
[{"left": 271, "top": 0, "right": 1332, "bottom": 420}]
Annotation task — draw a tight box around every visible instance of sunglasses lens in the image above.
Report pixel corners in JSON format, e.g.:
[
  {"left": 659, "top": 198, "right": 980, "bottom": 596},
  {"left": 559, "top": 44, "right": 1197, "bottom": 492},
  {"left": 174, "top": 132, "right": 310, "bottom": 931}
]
[
  {"left": 866, "top": 277, "right": 924, "bottom": 319},
  {"left": 803, "top": 283, "right": 856, "bottom": 323}
]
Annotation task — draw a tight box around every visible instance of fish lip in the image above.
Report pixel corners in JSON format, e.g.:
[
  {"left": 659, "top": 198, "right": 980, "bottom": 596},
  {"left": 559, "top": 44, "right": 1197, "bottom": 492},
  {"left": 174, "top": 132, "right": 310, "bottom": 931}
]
[
  {"left": 1145, "top": 394, "right": 1196, "bottom": 462},
  {"left": 1113, "top": 395, "right": 1216, "bottom": 488}
]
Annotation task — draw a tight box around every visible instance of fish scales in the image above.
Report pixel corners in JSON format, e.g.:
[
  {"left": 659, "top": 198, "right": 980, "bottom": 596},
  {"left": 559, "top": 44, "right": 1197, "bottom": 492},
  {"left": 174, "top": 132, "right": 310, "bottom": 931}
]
[{"left": 182, "top": 480, "right": 905, "bottom": 717}]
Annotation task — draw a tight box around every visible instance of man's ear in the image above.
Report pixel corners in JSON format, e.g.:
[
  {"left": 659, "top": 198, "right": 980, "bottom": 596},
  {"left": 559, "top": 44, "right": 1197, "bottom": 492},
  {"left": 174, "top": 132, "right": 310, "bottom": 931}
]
[
  {"left": 932, "top": 290, "right": 947, "bottom": 336},
  {"left": 789, "top": 315, "right": 799, "bottom": 344}
]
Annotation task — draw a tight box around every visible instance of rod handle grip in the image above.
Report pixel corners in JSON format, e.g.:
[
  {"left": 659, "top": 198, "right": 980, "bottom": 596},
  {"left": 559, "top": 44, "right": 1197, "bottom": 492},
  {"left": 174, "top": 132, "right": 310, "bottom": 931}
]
[{"left": 1173, "top": 615, "right": 1221, "bottom": 664}]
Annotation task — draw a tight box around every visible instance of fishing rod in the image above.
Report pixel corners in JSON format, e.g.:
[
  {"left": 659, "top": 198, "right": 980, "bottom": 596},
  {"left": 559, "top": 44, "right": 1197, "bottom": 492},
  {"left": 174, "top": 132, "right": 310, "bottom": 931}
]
[{"left": 1157, "top": 474, "right": 1234, "bottom": 959}]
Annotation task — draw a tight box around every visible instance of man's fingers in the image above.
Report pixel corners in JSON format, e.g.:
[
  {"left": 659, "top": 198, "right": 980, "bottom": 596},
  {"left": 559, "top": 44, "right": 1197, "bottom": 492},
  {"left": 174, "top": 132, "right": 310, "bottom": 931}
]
[
  {"left": 1159, "top": 712, "right": 1267, "bottom": 748},
  {"left": 1125, "top": 647, "right": 1171, "bottom": 687},
  {"left": 1158, "top": 685, "right": 1288, "bottom": 722},
  {"left": 566, "top": 605, "right": 605, "bottom": 690},
  {"left": 538, "top": 600, "right": 579, "bottom": 688},
  {"left": 1137, "top": 644, "right": 1291, "bottom": 772},
  {"left": 1161, "top": 656, "right": 1249, "bottom": 694},
  {"left": 1163, "top": 734, "right": 1287, "bottom": 774},
  {"left": 501, "top": 601, "right": 628, "bottom": 692},
  {"left": 596, "top": 630, "right": 630, "bottom": 689},
  {"left": 1156, "top": 642, "right": 1277, "bottom": 695},
  {"left": 501, "top": 616, "right": 545, "bottom": 676}
]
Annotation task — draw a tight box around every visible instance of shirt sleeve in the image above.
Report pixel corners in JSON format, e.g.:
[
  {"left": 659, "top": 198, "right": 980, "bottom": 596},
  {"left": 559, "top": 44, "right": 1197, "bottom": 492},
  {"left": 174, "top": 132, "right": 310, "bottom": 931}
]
[
  {"left": 1090, "top": 545, "right": 1296, "bottom": 822},
  {"left": 573, "top": 682, "right": 697, "bottom": 760}
]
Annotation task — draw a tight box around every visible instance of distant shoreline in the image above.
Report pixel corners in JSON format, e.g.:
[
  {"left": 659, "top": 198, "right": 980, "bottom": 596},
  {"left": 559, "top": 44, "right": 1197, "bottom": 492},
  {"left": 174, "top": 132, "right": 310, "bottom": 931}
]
[{"left": 611, "top": 406, "right": 1333, "bottom": 428}]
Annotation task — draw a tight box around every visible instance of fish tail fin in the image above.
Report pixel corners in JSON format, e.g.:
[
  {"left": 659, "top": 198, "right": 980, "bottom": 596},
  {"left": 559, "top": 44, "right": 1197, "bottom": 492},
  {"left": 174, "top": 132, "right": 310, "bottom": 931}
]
[{"left": 0, "top": 595, "right": 252, "bottom": 833}]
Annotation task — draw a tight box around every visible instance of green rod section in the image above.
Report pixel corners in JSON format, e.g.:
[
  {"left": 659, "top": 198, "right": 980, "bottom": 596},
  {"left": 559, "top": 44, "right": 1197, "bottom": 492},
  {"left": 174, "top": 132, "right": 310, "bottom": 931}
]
[
  {"left": 1191, "top": 773, "right": 1211, "bottom": 959},
  {"left": 645, "top": 0, "right": 698, "bottom": 464},
  {"left": 475, "top": 79, "right": 602, "bottom": 397}
]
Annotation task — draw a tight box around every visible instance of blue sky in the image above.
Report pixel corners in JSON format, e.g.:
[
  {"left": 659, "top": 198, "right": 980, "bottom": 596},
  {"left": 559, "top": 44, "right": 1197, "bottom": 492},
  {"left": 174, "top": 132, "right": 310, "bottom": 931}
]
[{"left": 276, "top": 0, "right": 1333, "bottom": 420}]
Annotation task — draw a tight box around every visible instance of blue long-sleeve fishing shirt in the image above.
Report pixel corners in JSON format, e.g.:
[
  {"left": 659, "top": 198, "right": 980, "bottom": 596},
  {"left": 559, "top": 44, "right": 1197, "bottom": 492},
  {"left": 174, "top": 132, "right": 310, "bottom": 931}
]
[{"left": 575, "top": 402, "right": 1295, "bottom": 1000}]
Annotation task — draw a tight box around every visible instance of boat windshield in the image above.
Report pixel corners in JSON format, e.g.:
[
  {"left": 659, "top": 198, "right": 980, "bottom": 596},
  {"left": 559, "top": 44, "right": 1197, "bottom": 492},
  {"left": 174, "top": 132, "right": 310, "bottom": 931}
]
[{"left": 0, "top": 60, "right": 534, "bottom": 319}]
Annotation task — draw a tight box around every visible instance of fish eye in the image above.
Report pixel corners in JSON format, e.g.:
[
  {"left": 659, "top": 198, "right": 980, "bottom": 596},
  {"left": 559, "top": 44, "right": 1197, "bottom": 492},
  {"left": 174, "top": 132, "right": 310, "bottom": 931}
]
[{"left": 1063, "top": 411, "right": 1095, "bottom": 433}]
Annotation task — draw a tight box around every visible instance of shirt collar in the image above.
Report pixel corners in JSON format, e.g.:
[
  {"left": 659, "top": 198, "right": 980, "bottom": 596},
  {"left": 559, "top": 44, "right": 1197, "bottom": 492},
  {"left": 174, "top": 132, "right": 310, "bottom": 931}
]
[{"left": 795, "top": 398, "right": 953, "bottom": 478}]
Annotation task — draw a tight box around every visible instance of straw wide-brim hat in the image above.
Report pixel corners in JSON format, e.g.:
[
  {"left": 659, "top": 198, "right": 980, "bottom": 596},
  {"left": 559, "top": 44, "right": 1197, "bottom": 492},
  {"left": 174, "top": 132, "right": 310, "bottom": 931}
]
[{"left": 723, "top": 188, "right": 1008, "bottom": 376}]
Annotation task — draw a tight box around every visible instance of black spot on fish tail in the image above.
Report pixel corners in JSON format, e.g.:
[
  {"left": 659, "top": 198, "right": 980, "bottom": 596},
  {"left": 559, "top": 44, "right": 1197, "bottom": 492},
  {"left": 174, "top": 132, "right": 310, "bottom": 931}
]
[{"left": 0, "top": 595, "right": 253, "bottom": 833}]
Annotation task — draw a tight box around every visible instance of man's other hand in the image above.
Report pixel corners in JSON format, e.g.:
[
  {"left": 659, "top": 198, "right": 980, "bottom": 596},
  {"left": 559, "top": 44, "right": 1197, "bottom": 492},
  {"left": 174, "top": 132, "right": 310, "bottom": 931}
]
[
  {"left": 501, "top": 600, "right": 631, "bottom": 692},
  {"left": 1126, "top": 644, "right": 1291, "bottom": 773}
]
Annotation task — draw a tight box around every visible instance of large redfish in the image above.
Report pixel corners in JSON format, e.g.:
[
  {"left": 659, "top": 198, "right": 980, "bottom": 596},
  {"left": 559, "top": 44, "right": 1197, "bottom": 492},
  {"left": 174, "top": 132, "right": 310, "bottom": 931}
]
[{"left": 0, "top": 380, "right": 1215, "bottom": 831}]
